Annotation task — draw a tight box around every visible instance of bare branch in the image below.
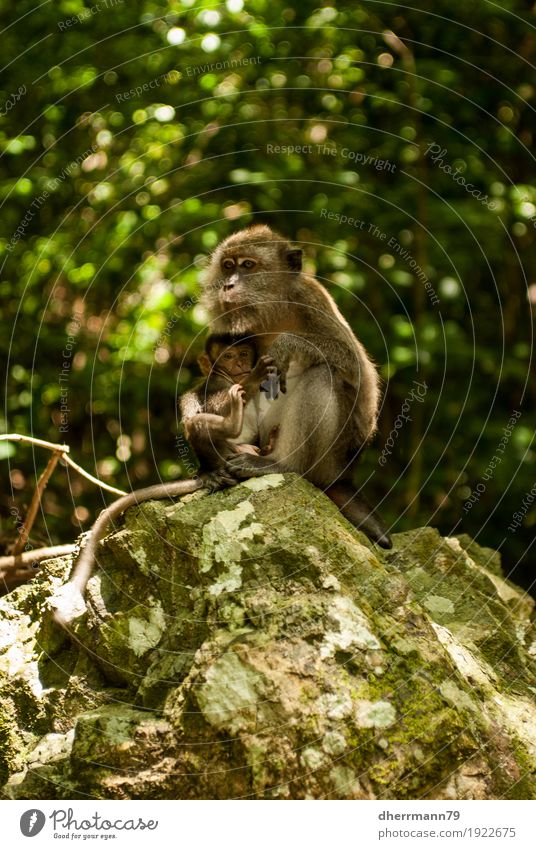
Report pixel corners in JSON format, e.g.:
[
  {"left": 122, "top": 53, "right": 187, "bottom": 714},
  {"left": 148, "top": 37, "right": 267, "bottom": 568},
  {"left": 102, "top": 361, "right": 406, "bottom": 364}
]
[
  {"left": 62, "top": 454, "right": 126, "bottom": 496},
  {"left": 1, "top": 432, "right": 127, "bottom": 496},
  {"left": 0, "top": 433, "right": 69, "bottom": 453},
  {"left": 13, "top": 450, "right": 63, "bottom": 554},
  {"left": 0, "top": 544, "right": 77, "bottom": 571}
]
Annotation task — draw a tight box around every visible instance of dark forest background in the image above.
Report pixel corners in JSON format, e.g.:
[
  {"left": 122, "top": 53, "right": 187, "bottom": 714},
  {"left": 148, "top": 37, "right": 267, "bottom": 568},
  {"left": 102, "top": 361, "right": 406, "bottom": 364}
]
[{"left": 1, "top": 0, "right": 534, "bottom": 592}]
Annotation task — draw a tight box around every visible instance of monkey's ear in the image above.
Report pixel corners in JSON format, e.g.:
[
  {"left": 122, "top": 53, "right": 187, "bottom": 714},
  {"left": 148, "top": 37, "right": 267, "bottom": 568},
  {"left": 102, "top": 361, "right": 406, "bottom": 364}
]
[
  {"left": 286, "top": 249, "right": 302, "bottom": 272},
  {"left": 197, "top": 352, "right": 212, "bottom": 376}
]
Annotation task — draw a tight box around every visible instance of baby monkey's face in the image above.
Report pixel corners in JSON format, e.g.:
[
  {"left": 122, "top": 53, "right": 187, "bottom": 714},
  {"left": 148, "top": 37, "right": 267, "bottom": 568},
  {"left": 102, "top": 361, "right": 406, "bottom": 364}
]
[{"left": 216, "top": 343, "right": 256, "bottom": 378}]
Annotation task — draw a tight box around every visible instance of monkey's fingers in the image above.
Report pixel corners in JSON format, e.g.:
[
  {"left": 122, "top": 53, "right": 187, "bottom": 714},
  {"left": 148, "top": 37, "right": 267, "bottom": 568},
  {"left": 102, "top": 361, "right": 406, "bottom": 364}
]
[
  {"left": 252, "top": 355, "right": 276, "bottom": 380},
  {"left": 229, "top": 383, "right": 246, "bottom": 404},
  {"left": 229, "top": 384, "right": 247, "bottom": 410}
]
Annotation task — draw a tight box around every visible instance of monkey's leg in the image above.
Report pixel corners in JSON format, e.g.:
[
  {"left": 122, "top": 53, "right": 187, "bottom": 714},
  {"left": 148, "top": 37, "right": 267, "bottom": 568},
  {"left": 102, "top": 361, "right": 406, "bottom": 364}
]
[
  {"left": 227, "top": 365, "right": 342, "bottom": 484},
  {"left": 325, "top": 482, "right": 392, "bottom": 549}
]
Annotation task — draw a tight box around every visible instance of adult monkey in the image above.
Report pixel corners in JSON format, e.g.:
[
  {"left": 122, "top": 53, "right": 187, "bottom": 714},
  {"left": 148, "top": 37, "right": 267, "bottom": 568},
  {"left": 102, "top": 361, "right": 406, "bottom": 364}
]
[
  {"left": 52, "top": 229, "right": 389, "bottom": 627},
  {"left": 202, "top": 224, "right": 392, "bottom": 548}
]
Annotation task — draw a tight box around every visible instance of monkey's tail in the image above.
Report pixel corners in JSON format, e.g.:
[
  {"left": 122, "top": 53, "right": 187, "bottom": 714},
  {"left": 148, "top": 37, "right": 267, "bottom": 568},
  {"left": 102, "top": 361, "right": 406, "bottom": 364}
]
[
  {"left": 72, "top": 479, "right": 204, "bottom": 594},
  {"left": 51, "top": 478, "right": 204, "bottom": 628},
  {"left": 325, "top": 482, "right": 392, "bottom": 549}
]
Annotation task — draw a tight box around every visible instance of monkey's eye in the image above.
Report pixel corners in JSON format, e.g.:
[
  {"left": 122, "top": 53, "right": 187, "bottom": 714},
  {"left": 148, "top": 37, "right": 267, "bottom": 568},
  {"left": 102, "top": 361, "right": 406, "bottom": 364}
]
[
  {"left": 240, "top": 259, "right": 256, "bottom": 270},
  {"left": 221, "top": 258, "right": 235, "bottom": 271}
]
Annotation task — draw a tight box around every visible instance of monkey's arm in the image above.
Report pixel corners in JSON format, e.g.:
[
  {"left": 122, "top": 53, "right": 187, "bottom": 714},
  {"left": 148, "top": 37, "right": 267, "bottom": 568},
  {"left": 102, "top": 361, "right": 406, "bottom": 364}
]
[
  {"left": 184, "top": 384, "right": 245, "bottom": 441},
  {"left": 179, "top": 390, "right": 204, "bottom": 420},
  {"left": 51, "top": 478, "right": 204, "bottom": 628},
  {"left": 179, "top": 379, "right": 236, "bottom": 472},
  {"left": 268, "top": 333, "right": 357, "bottom": 377},
  {"left": 180, "top": 379, "right": 236, "bottom": 420}
]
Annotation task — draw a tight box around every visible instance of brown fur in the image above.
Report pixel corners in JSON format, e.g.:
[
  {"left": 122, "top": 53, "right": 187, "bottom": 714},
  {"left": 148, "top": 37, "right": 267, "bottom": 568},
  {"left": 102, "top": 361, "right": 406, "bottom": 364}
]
[
  {"left": 180, "top": 337, "right": 275, "bottom": 468},
  {"left": 202, "top": 226, "right": 391, "bottom": 548}
]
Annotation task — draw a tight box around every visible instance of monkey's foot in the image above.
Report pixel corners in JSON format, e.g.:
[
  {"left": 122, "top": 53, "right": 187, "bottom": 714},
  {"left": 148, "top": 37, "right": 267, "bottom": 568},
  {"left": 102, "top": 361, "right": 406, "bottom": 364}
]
[
  {"left": 201, "top": 469, "right": 239, "bottom": 492},
  {"left": 226, "top": 453, "right": 280, "bottom": 479},
  {"left": 49, "top": 582, "right": 87, "bottom": 628}
]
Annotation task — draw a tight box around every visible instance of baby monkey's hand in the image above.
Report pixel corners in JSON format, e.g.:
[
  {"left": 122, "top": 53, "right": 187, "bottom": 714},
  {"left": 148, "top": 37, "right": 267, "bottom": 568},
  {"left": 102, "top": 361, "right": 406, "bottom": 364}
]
[
  {"left": 228, "top": 382, "right": 247, "bottom": 405},
  {"left": 222, "top": 383, "right": 246, "bottom": 438}
]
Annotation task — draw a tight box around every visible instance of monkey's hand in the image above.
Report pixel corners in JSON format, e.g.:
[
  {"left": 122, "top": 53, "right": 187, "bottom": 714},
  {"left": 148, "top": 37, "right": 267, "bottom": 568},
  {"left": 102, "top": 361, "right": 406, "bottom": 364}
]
[
  {"left": 240, "top": 355, "right": 276, "bottom": 396},
  {"left": 266, "top": 337, "right": 296, "bottom": 393},
  {"left": 250, "top": 354, "right": 275, "bottom": 382},
  {"left": 220, "top": 384, "right": 246, "bottom": 437},
  {"left": 229, "top": 382, "right": 246, "bottom": 404}
]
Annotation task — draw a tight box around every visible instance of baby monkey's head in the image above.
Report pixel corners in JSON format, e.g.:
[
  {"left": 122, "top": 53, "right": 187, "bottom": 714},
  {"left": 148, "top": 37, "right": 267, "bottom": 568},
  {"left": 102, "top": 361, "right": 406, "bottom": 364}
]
[{"left": 199, "top": 333, "right": 257, "bottom": 380}]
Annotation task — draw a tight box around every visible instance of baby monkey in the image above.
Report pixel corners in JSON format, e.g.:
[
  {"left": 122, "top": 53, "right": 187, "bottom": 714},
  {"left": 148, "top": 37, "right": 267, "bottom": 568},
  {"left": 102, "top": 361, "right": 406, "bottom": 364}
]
[
  {"left": 181, "top": 332, "right": 278, "bottom": 468},
  {"left": 51, "top": 334, "right": 275, "bottom": 628}
]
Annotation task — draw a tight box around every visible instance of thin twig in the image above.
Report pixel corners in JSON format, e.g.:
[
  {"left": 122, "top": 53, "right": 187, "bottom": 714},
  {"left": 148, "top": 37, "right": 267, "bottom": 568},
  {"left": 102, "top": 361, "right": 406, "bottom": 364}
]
[
  {"left": 1, "top": 432, "right": 127, "bottom": 496},
  {"left": 62, "top": 454, "right": 126, "bottom": 495},
  {"left": 0, "top": 433, "right": 70, "bottom": 453},
  {"left": 0, "top": 433, "right": 127, "bottom": 583},
  {"left": 13, "top": 450, "right": 63, "bottom": 554},
  {"left": 1, "top": 569, "right": 40, "bottom": 585},
  {"left": 0, "top": 544, "right": 77, "bottom": 571}
]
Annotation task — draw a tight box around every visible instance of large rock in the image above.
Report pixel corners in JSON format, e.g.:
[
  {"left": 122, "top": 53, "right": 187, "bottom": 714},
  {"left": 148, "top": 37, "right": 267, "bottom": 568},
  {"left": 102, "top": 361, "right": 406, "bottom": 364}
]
[{"left": 1, "top": 474, "right": 535, "bottom": 799}]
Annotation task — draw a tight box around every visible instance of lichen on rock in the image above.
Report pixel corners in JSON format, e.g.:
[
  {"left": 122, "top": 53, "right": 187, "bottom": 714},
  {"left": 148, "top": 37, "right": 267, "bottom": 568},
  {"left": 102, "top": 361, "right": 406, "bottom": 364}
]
[{"left": 0, "top": 474, "right": 534, "bottom": 799}]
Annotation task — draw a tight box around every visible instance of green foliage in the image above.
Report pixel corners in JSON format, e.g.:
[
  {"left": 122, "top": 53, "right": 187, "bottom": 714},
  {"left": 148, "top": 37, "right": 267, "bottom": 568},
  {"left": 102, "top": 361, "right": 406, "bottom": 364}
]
[{"left": 0, "top": 0, "right": 534, "bottom": 590}]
